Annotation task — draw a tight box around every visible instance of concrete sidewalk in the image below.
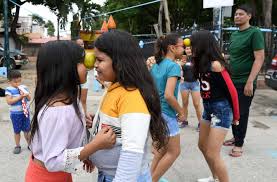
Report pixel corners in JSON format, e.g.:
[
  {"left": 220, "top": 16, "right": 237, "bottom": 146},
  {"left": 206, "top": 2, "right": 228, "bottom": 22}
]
[{"left": 0, "top": 87, "right": 277, "bottom": 181}]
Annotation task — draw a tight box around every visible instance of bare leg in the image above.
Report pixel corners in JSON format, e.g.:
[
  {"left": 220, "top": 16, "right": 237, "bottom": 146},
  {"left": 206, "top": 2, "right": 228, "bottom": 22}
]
[
  {"left": 14, "top": 133, "right": 20, "bottom": 146},
  {"left": 151, "top": 146, "right": 166, "bottom": 175},
  {"left": 152, "top": 135, "right": 181, "bottom": 182},
  {"left": 24, "top": 132, "right": 31, "bottom": 146},
  {"left": 198, "top": 120, "right": 217, "bottom": 178},
  {"left": 180, "top": 90, "right": 189, "bottom": 121},
  {"left": 191, "top": 91, "right": 202, "bottom": 123},
  {"left": 205, "top": 127, "right": 229, "bottom": 182}
]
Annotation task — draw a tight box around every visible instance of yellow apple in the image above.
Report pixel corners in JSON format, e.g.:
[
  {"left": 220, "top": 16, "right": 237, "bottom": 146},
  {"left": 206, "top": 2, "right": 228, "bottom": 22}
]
[
  {"left": 84, "top": 52, "right": 96, "bottom": 69},
  {"left": 183, "top": 38, "right": 191, "bottom": 47}
]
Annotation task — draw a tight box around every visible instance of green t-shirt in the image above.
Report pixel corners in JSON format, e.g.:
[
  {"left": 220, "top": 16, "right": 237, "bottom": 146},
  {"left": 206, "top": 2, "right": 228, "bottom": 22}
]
[{"left": 229, "top": 26, "right": 264, "bottom": 84}]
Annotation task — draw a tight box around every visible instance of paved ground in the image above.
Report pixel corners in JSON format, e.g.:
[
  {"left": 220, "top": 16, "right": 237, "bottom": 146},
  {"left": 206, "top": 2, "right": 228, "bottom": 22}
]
[{"left": 0, "top": 62, "right": 277, "bottom": 182}]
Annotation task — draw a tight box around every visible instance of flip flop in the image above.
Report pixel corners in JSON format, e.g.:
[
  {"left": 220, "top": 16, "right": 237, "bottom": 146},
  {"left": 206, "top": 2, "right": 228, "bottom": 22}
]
[
  {"left": 223, "top": 138, "right": 235, "bottom": 146},
  {"left": 229, "top": 148, "right": 243, "bottom": 157}
]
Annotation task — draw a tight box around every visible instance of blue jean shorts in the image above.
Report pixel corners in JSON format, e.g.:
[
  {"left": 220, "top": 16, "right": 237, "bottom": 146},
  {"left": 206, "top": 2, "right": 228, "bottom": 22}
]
[
  {"left": 202, "top": 99, "right": 233, "bottom": 130},
  {"left": 162, "top": 113, "right": 179, "bottom": 137},
  {"left": 10, "top": 113, "right": 30, "bottom": 134},
  {"left": 180, "top": 81, "right": 200, "bottom": 92},
  {"left": 97, "top": 168, "right": 152, "bottom": 182}
]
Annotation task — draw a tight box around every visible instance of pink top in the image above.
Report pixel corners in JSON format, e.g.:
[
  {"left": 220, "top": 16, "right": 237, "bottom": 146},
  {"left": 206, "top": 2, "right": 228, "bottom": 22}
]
[{"left": 30, "top": 104, "right": 86, "bottom": 173}]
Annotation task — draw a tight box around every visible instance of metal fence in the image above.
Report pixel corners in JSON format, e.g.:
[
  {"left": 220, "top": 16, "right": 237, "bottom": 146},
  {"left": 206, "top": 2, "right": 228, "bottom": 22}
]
[{"left": 136, "top": 24, "right": 277, "bottom": 72}]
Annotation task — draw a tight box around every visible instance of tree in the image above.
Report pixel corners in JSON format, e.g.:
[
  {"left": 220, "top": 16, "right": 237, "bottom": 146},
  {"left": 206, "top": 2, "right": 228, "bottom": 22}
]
[
  {"left": 103, "top": 0, "right": 159, "bottom": 34},
  {"left": 74, "top": 0, "right": 101, "bottom": 31},
  {"left": 168, "top": 0, "right": 212, "bottom": 30},
  {"left": 262, "top": 0, "right": 272, "bottom": 61},
  {"left": 102, "top": 0, "right": 213, "bottom": 34},
  {"left": 32, "top": 14, "right": 45, "bottom": 26},
  {"left": 44, "top": 0, "right": 74, "bottom": 40},
  {"left": 0, "top": 0, "right": 45, "bottom": 48},
  {"left": 45, "top": 20, "right": 55, "bottom": 36}
]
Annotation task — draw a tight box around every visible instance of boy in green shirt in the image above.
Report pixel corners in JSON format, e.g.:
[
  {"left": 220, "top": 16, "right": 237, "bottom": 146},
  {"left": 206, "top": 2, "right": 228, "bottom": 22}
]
[{"left": 224, "top": 4, "right": 265, "bottom": 157}]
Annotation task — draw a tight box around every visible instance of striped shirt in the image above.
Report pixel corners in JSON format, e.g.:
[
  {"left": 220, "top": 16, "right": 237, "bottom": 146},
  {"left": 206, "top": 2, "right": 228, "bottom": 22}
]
[
  {"left": 5, "top": 85, "right": 29, "bottom": 114},
  {"left": 89, "top": 82, "right": 151, "bottom": 180}
]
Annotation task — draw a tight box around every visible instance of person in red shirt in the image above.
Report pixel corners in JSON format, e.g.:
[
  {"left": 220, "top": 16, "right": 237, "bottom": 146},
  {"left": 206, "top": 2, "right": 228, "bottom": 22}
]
[{"left": 190, "top": 30, "right": 239, "bottom": 182}]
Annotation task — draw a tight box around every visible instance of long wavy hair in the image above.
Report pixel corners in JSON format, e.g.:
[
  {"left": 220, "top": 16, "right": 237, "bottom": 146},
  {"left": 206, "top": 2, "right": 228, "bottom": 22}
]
[
  {"left": 190, "top": 30, "right": 229, "bottom": 78},
  {"left": 95, "top": 30, "right": 168, "bottom": 150},
  {"left": 30, "top": 40, "right": 85, "bottom": 140},
  {"left": 154, "top": 34, "right": 180, "bottom": 64}
]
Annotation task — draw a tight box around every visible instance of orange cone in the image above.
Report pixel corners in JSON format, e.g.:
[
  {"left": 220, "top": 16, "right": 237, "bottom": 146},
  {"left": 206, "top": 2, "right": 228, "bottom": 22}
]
[
  {"left": 107, "top": 15, "right": 116, "bottom": 29},
  {"left": 101, "top": 21, "right": 108, "bottom": 32}
]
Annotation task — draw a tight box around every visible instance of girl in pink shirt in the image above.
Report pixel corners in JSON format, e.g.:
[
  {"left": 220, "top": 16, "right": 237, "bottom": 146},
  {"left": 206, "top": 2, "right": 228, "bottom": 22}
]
[{"left": 25, "top": 40, "right": 116, "bottom": 182}]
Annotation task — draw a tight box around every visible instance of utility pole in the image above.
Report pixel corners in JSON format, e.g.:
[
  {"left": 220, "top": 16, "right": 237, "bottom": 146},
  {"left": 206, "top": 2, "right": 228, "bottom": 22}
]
[
  {"left": 57, "top": 16, "right": 60, "bottom": 40},
  {"left": 3, "top": 0, "right": 10, "bottom": 70}
]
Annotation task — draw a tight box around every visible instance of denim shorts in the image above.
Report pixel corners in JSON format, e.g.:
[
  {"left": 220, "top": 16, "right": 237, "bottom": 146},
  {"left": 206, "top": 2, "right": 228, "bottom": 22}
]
[
  {"left": 10, "top": 113, "right": 30, "bottom": 134},
  {"left": 162, "top": 113, "right": 179, "bottom": 137},
  {"left": 97, "top": 168, "right": 152, "bottom": 182},
  {"left": 180, "top": 81, "right": 200, "bottom": 92},
  {"left": 202, "top": 99, "right": 233, "bottom": 130}
]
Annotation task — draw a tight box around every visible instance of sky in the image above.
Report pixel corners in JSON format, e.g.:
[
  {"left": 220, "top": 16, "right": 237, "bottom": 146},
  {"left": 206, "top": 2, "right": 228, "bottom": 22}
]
[{"left": 14, "top": 0, "right": 106, "bottom": 36}]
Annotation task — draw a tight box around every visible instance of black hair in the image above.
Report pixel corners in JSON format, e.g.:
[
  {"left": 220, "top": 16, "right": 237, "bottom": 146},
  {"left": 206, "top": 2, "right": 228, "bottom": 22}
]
[
  {"left": 236, "top": 4, "right": 252, "bottom": 15},
  {"left": 154, "top": 34, "right": 180, "bottom": 64},
  {"left": 8, "top": 70, "right": 21, "bottom": 81},
  {"left": 30, "top": 40, "right": 85, "bottom": 140},
  {"left": 190, "top": 30, "right": 229, "bottom": 78},
  {"left": 95, "top": 30, "right": 168, "bottom": 150}
]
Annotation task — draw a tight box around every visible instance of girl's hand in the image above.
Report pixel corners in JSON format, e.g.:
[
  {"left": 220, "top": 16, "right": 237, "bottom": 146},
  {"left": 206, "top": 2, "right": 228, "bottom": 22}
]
[
  {"left": 85, "top": 113, "right": 94, "bottom": 128},
  {"left": 177, "top": 113, "right": 186, "bottom": 123},
  {"left": 83, "top": 159, "right": 95, "bottom": 173},
  {"left": 93, "top": 126, "right": 116, "bottom": 150},
  {"left": 233, "top": 120, "right": 239, "bottom": 125}
]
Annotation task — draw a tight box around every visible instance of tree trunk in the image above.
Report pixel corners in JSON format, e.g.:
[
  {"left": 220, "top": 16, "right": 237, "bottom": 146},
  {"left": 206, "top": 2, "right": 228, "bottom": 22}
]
[
  {"left": 57, "top": 16, "right": 60, "bottom": 40},
  {"left": 163, "top": 0, "right": 171, "bottom": 33},
  {"left": 10, "top": 5, "right": 20, "bottom": 49},
  {"left": 262, "top": 0, "right": 272, "bottom": 59},
  {"left": 158, "top": 2, "right": 163, "bottom": 37},
  {"left": 249, "top": 0, "right": 258, "bottom": 25}
]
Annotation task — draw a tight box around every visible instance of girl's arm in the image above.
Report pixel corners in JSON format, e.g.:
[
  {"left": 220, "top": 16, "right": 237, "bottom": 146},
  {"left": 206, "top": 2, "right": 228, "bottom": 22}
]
[
  {"left": 220, "top": 69, "right": 240, "bottom": 122},
  {"left": 37, "top": 109, "right": 115, "bottom": 173},
  {"left": 212, "top": 61, "right": 240, "bottom": 122},
  {"left": 113, "top": 91, "right": 151, "bottom": 181},
  {"left": 164, "top": 77, "right": 184, "bottom": 117}
]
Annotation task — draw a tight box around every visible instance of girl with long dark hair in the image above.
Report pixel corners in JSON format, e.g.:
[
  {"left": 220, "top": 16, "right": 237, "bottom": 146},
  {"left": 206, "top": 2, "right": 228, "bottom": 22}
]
[
  {"left": 86, "top": 30, "right": 168, "bottom": 182},
  {"left": 150, "top": 34, "right": 185, "bottom": 182},
  {"left": 25, "top": 40, "right": 116, "bottom": 181},
  {"left": 190, "top": 30, "right": 240, "bottom": 182}
]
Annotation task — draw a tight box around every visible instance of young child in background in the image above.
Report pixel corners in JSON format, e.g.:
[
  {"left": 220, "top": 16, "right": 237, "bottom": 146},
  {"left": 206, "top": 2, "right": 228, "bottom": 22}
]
[{"left": 5, "top": 70, "right": 31, "bottom": 154}]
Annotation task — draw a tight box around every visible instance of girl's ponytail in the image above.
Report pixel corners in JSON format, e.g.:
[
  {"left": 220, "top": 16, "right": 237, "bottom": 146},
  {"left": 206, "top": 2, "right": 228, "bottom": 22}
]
[
  {"left": 154, "top": 35, "right": 165, "bottom": 64},
  {"left": 154, "top": 34, "right": 180, "bottom": 64}
]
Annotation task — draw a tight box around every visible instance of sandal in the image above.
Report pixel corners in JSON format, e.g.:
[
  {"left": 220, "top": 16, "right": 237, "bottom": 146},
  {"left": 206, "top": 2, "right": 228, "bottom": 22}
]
[
  {"left": 223, "top": 138, "right": 235, "bottom": 146},
  {"left": 229, "top": 148, "right": 243, "bottom": 157}
]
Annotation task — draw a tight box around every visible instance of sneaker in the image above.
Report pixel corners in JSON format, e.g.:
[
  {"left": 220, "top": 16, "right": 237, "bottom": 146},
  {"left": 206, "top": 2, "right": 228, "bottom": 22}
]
[
  {"left": 159, "top": 177, "right": 169, "bottom": 182},
  {"left": 197, "top": 176, "right": 215, "bottom": 182},
  {"left": 13, "top": 146, "right": 21, "bottom": 154},
  {"left": 179, "top": 120, "right": 188, "bottom": 128}
]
